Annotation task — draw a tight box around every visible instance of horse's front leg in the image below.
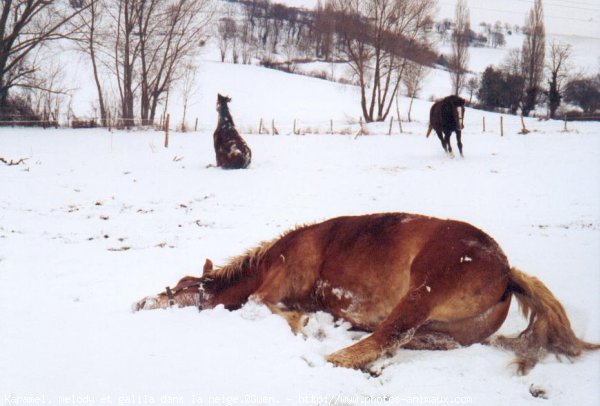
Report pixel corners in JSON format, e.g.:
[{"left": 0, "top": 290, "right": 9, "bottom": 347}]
[
  {"left": 443, "top": 131, "right": 454, "bottom": 156},
  {"left": 434, "top": 129, "right": 446, "bottom": 153},
  {"left": 326, "top": 286, "right": 432, "bottom": 370},
  {"left": 248, "top": 292, "right": 309, "bottom": 335},
  {"left": 456, "top": 130, "right": 464, "bottom": 157},
  {"left": 261, "top": 302, "right": 309, "bottom": 335},
  {"left": 246, "top": 262, "right": 313, "bottom": 335}
]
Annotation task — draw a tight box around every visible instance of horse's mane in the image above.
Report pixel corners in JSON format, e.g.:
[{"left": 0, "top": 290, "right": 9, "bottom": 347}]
[{"left": 202, "top": 224, "right": 308, "bottom": 286}]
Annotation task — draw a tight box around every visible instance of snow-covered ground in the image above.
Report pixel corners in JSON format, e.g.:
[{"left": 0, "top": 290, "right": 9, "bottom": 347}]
[
  {"left": 2, "top": 1, "right": 600, "bottom": 405},
  {"left": 1, "top": 107, "right": 599, "bottom": 405}
]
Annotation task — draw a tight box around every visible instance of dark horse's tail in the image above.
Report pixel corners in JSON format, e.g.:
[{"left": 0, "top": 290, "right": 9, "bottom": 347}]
[
  {"left": 425, "top": 123, "right": 433, "bottom": 138},
  {"left": 495, "top": 267, "right": 600, "bottom": 374}
]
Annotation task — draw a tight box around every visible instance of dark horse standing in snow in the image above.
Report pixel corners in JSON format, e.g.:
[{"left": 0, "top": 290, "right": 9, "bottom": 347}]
[
  {"left": 427, "top": 95, "right": 466, "bottom": 157},
  {"left": 133, "top": 213, "right": 599, "bottom": 375},
  {"left": 213, "top": 94, "right": 251, "bottom": 169}
]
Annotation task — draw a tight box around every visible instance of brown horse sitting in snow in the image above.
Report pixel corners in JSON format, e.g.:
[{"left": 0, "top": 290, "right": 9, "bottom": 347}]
[
  {"left": 427, "top": 95, "right": 466, "bottom": 157},
  {"left": 213, "top": 94, "right": 251, "bottom": 169},
  {"left": 133, "top": 213, "right": 598, "bottom": 374}
]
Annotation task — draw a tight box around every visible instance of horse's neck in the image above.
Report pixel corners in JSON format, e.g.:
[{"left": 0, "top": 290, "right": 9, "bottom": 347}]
[
  {"left": 201, "top": 256, "right": 263, "bottom": 307},
  {"left": 218, "top": 107, "right": 235, "bottom": 129}
]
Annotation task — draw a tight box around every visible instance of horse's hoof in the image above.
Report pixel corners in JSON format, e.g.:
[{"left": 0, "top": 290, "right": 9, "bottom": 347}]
[{"left": 325, "top": 352, "right": 352, "bottom": 368}]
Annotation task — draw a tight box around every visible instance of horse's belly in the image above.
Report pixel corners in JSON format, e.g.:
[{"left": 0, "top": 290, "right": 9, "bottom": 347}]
[{"left": 315, "top": 278, "right": 409, "bottom": 331}]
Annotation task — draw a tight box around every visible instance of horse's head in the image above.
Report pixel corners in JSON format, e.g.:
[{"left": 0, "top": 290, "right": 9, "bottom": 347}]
[
  {"left": 133, "top": 259, "right": 216, "bottom": 311},
  {"left": 451, "top": 96, "right": 466, "bottom": 130},
  {"left": 216, "top": 94, "right": 232, "bottom": 112}
]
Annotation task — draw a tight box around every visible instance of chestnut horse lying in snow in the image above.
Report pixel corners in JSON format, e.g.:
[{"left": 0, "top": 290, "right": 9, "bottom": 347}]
[{"left": 134, "top": 213, "right": 598, "bottom": 374}]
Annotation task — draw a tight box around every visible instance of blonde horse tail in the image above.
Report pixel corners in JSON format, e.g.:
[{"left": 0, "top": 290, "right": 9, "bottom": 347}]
[
  {"left": 426, "top": 124, "right": 433, "bottom": 138},
  {"left": 496, "top": 267, "right": 600, "bottom": 374}
]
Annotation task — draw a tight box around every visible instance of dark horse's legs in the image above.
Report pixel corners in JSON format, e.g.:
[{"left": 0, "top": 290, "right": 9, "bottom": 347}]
[
  {"left": 443, "top": 131, "right": 453, "bottom": 155},
  {"left": 435, "top": 129, "right": 447, "bottom": 153},
  {"left": 456, "top": 130, "right": 463, "bottom": 157}
]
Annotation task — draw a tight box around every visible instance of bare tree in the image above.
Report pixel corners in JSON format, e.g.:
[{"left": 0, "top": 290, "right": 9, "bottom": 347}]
[
  {"left": 71, "top": 0, "right": 109, "bottom": 126},
  {"left": 501, "top": 49, "right": 526, "bottom": 114},
  {"left": 111, "top": 0, "right": 140, "bottom": 127},
  {"left": 0, "top": 0, "right": 88, "bottom": 117},
  {"left": 450, "top": 0, "right": 470, "bottom": 95},
  {"left": 402, "top": 61, "right": 428, "bottom": 121},
  {"left": 178, "top": 60, "right": 197, "bottom": 132},
  {"left": 332, "top": 0, "right": 436, "bottom": 122},
  {"left": 26, "top": 60, "right": 70, "bottom": 124},
  {"left": 465, "top": 74, "right": 479, "bottom": 104},
  {"left": 546, "top": 40, "right": 571, "bottom": 119},
  {"left": 521, "top": 0, "right": 545, "bottom": 116},
  {"left": 155, "top": 0, "right": 212, "bottom": 124},
  {"left": 238, "top": 16, "right": 254, "bottom": 64},
  {"left": 217, "top": 4, "right": 238, "bottom": 63},
  {"left": 313, "top": 0, "right": 335, "bottom": 60},
  {"left": 99, "top": 0, "right": 213, "bottom": 127}
]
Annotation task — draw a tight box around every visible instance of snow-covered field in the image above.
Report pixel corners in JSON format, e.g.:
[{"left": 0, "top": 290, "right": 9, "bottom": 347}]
[
  {"left": 1, "top": 107, "right": 599, "bottom": 405},
  {"left": 2, "top": 0, "right": 600, "bottom": 404}
]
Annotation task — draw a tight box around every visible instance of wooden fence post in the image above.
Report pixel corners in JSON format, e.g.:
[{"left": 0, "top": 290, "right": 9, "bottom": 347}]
[
  {"left": 194, "top": 117, "right": 198, "bottom": 132},
  {"left": 519, "top": 115, "right": 530, "bottom": 134},
  {"left": 354, "top": 116, "right": 364, "bottom": 140},
  {"left": 483, "top": 116, "right": 486, "bottom": 133},
  {"left": 395, "top": 96, "right": 404, "bottom": 134},
  {"left": 563, "top": 114, "right": 568, "bottom": 132},
  {"left": 164, "top": 114, "right": 170, "bottom": 148},
  {"left": 259, "top": 118, "right": 263, "bottom": 134},
  {"left": 388, "top": 116, "right": 393, "bottom": 135},
  {"left": 293, "top": 119, "right": 297, "bottom": 135},
  {"left": 500, "top": 116, "right": 504, "bottom": 137},
  {"left": 330, "top": 119, "right": 333, "bottom": 134}
]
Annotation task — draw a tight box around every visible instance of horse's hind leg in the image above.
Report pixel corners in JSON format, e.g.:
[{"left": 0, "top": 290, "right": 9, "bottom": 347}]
[
  {"left": 403, "top": 331, "right": 461, "bottom": 350},
  {"left": 326, "top": 287, "right": 433, "bottom": 369}
]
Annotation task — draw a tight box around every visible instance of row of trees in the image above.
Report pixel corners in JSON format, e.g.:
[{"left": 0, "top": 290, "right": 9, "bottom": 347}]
[
  {"left": 3, "top": 0, "right": 593, "bottom": 126},
  {"left": 475, "top": 0, "right": 598, "bottom": 118},
  {"left": 0, "top": 0, "right": 214, "bottom": 127}
]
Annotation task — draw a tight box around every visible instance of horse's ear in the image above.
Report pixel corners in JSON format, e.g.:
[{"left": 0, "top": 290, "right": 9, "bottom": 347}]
[
  {"left": 203, "top": 258, "right": 213, "bottom": 273},
  {"left": 217, "top": 94, "right": 231, "bottom": 103}
]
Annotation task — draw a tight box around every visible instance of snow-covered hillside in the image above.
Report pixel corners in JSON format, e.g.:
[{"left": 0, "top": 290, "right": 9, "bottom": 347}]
[{"left": 275, "top": 0, "right": 600, "bottom": 38}]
